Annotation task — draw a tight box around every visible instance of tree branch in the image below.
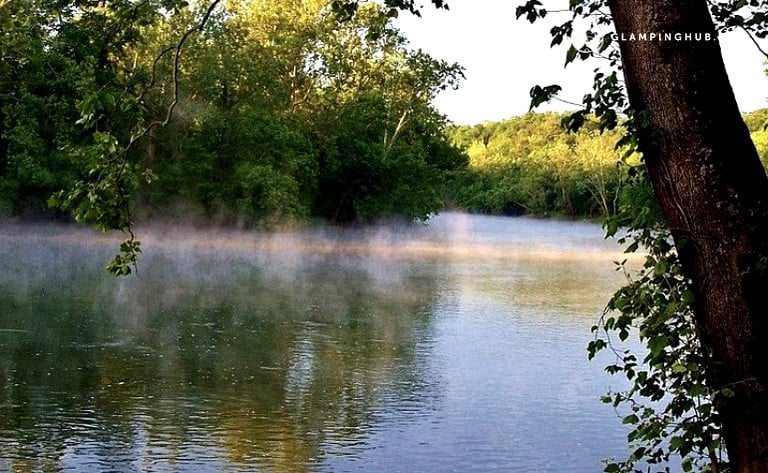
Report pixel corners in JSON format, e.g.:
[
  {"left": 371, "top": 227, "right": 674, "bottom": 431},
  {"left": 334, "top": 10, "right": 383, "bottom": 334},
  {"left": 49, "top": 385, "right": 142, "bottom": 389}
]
[
  {"left": 126, "top": 0, "right": 223, "bottom": 154},
  {"left": 739, "top": 24, "right": 768, "bottom": 59}
]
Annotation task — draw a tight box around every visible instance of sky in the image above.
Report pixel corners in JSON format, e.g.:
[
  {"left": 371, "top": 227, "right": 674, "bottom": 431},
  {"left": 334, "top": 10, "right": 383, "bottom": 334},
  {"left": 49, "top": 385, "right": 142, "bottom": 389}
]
[{"left": 394, "top": 0, "right": 768, "bottom": 125}]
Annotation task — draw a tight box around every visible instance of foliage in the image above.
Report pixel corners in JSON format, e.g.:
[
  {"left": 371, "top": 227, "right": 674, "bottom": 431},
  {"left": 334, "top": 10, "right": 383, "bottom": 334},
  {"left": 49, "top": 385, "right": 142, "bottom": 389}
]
[
  {"left": 746, "top": 109, "right": 768, "bottom": 170},
  {"left": 448, "top": 113, "right": 636, "bottom": 218},
  {"left": 448, "top": 109, "right": 766, "bottom": 221},
  {"left": 1, "top": 0, "right": 466, "bottom": 272},
  {"left": 142, "top": 105, "right": 317, "bottom": 227},
  {"left": 0, "top": 0, "right": 171, "bottom": 272},
  {"left": 0, "top": 0, "right": 93, "bottom": 214},
  {"left": 143, "top": 0, "right": 463, "bottom": 226},
  {"left": 513, "top": 2, "right": 768, "bottom": 472},
  {"left": 590, "top": 169, "right": 726, "bottom": 472}
]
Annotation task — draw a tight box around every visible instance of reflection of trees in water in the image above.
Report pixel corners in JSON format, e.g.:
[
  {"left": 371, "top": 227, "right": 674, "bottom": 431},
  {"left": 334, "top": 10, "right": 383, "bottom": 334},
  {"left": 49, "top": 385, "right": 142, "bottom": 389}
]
[
  {"left": 449, "top": 256, "right": 623, "bottom": 319},
  {"left": 0, "top": 232, "right": 443, "bottom": 472}
]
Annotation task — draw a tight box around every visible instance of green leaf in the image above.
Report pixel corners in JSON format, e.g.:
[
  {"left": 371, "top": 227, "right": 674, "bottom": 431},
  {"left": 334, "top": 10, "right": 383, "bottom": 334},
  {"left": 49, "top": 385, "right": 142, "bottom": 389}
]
[
  {"left": 561, "top": 110, "right": 587, "bottom": 132},
  {"left": 565, "top": 44, "right": 578, "bottom": 66},
  {"left": 515, "top": 0, "right": 544, "bottom": 22},
  {"left": 603, "top": 463, "right": 620, "bottom": 473},
  {"left": 622, "top": 414, "right": 639, "bottom": 425},
  {"left": 605, "top": 218, "right": 619, "bottom": 237},
  {"left": 648, "top": 335, "right": 668, "bottom": 358},
  {"left": 597, "top": 33, "right": 613, "bottom": 53},
  {"left": 669, "top": 435, "right": 685, "bottom": 452},
  {"left": 528, "top": 84, "right": 562, "bottom": 110}
]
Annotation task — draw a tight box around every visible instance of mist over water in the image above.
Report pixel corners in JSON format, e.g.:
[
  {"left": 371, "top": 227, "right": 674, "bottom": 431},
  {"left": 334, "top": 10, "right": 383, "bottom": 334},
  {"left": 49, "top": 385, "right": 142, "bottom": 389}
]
[{"left": 0, "top": 212, "right": 637, "bottom": 472}]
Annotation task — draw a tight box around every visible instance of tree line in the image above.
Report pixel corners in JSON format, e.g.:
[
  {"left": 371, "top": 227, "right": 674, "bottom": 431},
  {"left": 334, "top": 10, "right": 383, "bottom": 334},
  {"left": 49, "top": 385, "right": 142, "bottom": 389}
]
[
  {"left": 3, "top": 1, "right": 768, "bottom": 230},
  {"left": 3, "top": 0, "right": 767, "bottom": 228},
  {"left": 446, "top": 110, "right": 768, "bottom": 220},
  {"left": 447, "top": 113, "right": 635, "bottom": 218},
  {"left": 0, "top": 0, "right": 465, "bottom": 227}
]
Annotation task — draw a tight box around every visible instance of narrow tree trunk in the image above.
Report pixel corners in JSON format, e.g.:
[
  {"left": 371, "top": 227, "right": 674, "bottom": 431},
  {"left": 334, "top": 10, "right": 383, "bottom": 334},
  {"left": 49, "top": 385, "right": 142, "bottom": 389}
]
[
  {"left": 608, "top": 1, "right": 768, "bottom": 470},
  {"left": 0, "top": 107, "right": 7, "bottom": 175}
]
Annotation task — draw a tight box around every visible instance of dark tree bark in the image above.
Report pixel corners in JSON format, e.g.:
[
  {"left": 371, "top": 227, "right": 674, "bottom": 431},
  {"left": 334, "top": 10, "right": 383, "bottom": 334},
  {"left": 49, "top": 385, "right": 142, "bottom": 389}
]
[
  {"left": 0, "top": 107, "right": 7, "bottom": 175},
  {"left": 608, "top": 1, "right": 768, "bottom": 470}
]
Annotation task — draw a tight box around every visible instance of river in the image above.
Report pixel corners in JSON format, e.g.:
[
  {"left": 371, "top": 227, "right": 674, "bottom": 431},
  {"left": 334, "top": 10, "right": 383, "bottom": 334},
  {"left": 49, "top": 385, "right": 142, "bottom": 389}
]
[{"left": 0, "top": 212, "right": 639, "bottom": 472}]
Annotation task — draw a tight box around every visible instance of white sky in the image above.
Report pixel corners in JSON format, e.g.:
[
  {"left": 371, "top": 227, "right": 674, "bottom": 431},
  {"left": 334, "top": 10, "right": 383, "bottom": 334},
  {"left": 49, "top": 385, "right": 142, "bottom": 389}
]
[{"left": 394, "top": 0, "right": 768, "bottom": 125}]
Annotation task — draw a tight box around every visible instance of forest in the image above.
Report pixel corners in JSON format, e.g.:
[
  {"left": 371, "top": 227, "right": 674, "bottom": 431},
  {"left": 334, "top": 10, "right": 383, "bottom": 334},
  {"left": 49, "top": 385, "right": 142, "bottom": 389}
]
[
  {"left": 448, "top": 110, "right": 768, "bottom": 219},
  {"left": 3, "top": 0, "right": 768, "bottom": 228},
  {"left": 1, "top": 0, "right": 465, "bottom": 227}
]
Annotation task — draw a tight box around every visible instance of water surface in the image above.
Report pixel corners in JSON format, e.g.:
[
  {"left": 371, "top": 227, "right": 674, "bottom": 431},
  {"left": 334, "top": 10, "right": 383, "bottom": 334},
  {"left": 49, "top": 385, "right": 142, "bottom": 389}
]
[{"left": 0, "top": 213, "right": 636, "bottom": 472}]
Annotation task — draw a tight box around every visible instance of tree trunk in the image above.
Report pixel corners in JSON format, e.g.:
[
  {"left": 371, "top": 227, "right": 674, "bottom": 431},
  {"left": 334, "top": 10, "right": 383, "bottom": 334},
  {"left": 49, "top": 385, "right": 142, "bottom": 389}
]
[{"left": 608, "top": 1, "right": 768, "bottom": 470}]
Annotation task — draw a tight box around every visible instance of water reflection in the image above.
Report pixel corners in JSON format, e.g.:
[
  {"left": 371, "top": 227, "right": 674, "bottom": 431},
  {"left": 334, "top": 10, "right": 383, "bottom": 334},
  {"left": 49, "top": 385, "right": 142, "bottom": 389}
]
[
  {"left": 0, "top": 214, "right": 634, "bottom": 472},
  {"left": 1, "top": 228, "right": 444, "bottom": 472}
]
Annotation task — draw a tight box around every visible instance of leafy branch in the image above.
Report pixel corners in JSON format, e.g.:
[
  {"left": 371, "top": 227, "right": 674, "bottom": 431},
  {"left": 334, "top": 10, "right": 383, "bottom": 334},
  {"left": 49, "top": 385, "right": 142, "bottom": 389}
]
[
  {"left": 50, "top": 0, "right": 223, "bottom": 276},
  {"left": 515, "top": 0, "right": 745, "bottom": 470}
]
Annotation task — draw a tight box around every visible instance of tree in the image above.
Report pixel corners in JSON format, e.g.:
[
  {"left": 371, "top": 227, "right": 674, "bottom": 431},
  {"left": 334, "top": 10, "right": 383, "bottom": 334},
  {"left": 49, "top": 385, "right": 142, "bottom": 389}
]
[
  {"left": 0, "top": 0, "right": 112, "bottom": 215},
  {"left": 1, "top": 0, "right": 466, "bottom": 271},
  {"left": 447, "top": 113, "right": 632, "bottom": 218},
  {"left": 511, "top": 0, "right": 768, "bottom": 470},
  {"left": 609, "top": 3, "right": 768, "bottom": 470}
]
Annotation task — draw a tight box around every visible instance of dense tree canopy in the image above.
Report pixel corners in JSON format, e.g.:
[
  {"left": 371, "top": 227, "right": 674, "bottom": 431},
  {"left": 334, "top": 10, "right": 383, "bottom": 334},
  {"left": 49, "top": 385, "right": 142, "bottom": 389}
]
[
  {"left": 447, "top": 110, "right": 768, "bottom": 220},
  {"left": 0, "top": 0, "right": 466, "bottom": 230},
  {"left": 448, "top": 113, "right": 636, "bottom": 218}
]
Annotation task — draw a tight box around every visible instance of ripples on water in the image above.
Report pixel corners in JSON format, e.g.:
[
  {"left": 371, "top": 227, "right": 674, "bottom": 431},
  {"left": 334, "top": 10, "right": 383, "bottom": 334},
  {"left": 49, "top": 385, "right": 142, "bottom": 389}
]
[{"left": 0, "top": 213, "right": 639, "bottom": 472}]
